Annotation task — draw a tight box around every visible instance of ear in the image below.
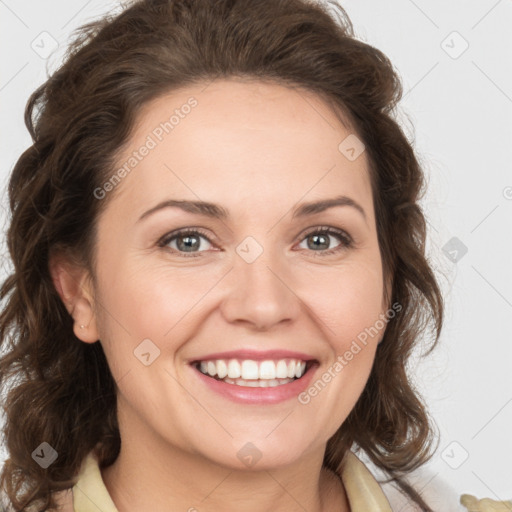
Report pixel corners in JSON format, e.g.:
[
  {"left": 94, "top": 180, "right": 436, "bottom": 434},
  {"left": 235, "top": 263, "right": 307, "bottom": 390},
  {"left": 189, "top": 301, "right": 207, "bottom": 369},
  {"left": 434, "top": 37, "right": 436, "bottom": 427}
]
[{"left": 49, "top": 249, "right": 100, "bottom": 344}]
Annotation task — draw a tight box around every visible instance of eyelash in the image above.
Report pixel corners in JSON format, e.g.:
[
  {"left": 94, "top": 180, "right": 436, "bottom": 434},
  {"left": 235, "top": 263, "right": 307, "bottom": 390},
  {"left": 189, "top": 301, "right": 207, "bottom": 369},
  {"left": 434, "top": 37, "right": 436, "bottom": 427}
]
[{"left": 157, "top": 226, "right": 353, "bottom": 258}]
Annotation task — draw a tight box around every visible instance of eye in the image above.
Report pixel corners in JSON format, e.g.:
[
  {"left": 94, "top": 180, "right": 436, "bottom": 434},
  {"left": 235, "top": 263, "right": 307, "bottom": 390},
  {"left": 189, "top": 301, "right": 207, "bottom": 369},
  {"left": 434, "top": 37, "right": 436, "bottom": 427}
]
[
  {"left": 157, "top": 225, "right": 353, "bottom": 258},
  {"left": 296, "top": 226, "right": 353, "bottom": 256},
  {"left": 157, "top": 228, "right": 215, "bottom": 257}
]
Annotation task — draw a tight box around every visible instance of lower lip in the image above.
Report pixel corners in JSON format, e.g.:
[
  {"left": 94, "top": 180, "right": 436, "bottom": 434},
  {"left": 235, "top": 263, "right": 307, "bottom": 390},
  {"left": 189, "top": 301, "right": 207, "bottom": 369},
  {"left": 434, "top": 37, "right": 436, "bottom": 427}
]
[{"left": 191, "top": 363, "right": 319, "bottom": 404}]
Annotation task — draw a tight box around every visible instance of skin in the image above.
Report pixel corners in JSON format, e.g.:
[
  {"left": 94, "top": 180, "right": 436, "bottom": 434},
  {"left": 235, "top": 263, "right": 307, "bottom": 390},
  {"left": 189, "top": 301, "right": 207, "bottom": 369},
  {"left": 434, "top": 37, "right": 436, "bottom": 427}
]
[{"left": 51, "top": 78, "right": 390, "bottom": 512}]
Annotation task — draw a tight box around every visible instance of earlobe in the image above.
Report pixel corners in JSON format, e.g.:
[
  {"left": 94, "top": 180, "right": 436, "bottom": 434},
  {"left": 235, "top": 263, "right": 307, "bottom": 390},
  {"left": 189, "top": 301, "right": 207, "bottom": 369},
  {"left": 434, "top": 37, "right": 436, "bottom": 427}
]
[
  {"left": 70, "top": 296, "right": 100, "bottom": 343},
  {"left": 49, "top": 251, "right": 100, "bottom": 344}
]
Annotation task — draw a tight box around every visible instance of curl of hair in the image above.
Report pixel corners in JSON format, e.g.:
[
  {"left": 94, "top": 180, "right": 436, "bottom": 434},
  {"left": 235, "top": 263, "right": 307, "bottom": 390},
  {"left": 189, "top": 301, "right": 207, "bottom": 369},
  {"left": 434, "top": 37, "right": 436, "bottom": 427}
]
[{"left": 0, "top": 0, "right": 443, "bottom": 510}]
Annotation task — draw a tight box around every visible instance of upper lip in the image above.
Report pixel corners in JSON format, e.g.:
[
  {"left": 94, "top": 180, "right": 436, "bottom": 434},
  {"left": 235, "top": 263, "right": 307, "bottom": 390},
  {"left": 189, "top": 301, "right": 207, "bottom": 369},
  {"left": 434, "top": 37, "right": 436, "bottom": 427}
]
[{"left": 189, "top": 349, "right": 318, "bottom": 363}]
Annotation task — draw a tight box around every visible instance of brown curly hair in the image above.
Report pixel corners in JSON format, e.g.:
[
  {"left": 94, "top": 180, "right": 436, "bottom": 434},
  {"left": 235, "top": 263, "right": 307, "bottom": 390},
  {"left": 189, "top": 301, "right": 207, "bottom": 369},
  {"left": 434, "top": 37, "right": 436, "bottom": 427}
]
[{"left": 0, "top": 0, "right": 444, "bottom": 510}]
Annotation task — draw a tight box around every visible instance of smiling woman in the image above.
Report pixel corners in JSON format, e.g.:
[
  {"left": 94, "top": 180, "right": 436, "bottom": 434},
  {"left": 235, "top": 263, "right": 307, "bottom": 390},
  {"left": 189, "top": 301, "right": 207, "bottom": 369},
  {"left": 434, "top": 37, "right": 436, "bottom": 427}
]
[{"left": 0, "top": 0, "right": 458, "bottom": 511}]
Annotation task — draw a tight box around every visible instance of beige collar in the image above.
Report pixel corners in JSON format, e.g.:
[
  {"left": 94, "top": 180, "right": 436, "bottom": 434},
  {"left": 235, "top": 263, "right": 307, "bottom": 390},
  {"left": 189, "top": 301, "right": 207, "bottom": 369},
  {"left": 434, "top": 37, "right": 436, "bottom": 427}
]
[
  {"left": 339, "top": 450, "right": 393, "bottom": 511},
  {"left": 71, "top": 449, "right": 392, "bottom": 511}
]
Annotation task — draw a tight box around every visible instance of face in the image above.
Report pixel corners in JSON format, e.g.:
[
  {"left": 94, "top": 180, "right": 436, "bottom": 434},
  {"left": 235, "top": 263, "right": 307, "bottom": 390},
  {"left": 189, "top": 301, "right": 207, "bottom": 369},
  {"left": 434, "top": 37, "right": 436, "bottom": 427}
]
[{"left": 80, "top": 79, "right": 389, "bottom": 471}]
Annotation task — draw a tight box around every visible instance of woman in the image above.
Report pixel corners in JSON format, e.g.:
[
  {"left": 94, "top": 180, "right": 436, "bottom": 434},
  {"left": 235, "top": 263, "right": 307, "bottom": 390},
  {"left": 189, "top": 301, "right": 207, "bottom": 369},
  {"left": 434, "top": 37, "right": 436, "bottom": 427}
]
[{"left": 0, "top": 0, "right": 495, "bottom": 510}]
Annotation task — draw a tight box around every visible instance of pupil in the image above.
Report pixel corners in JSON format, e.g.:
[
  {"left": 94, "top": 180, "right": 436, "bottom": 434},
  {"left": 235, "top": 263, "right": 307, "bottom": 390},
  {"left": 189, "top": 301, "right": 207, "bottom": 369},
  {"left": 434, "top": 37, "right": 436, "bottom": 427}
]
[
  {"left": 308, "top": 234, "right": 328, "bottom": 250},
  {"left": 178, "top": 235, "right": 199, "bottom": 252}
]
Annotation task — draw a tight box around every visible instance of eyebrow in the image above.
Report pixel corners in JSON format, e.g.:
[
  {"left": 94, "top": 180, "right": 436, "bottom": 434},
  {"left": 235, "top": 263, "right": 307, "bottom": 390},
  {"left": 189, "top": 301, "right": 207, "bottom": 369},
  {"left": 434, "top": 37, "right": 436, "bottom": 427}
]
[{"left": 136, "top": 195, "right": 367, "bottom": 223}]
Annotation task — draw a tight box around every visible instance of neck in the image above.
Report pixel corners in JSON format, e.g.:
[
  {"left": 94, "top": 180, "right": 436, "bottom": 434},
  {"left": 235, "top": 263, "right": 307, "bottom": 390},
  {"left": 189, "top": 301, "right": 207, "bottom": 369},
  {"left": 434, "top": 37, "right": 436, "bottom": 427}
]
[{"left": 100, "top": 413, "right": 350, "bottom": 512}]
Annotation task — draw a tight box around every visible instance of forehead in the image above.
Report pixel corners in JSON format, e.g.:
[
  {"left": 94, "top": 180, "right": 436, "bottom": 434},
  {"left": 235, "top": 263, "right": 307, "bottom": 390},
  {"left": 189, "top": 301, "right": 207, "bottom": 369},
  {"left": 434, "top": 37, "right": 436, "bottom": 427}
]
[{"left": 108, "top": 78, "right": 373, "bottom": 221}]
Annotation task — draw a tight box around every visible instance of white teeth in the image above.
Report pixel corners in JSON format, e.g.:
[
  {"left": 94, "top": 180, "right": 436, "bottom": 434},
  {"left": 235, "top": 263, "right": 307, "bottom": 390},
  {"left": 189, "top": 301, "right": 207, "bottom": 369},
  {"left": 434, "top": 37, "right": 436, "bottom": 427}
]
[
  {"left": 259, "top": 360, "right": 276, "bottom": 379},
  {"left": 287, "top": 360, "right": 296, "bottom": 378},
  {"left": 227, "top": 359, "right": 241, "bottom": 379},
  {"left": 241, "top": 360, "right": 259, "bottom": 380},
  {"left": 295, "top": 361, "right": 306, "bottom": 378},
  {"left": 223, "top": 377, "right": 296, "bottom": 387},
  {"left": 216, "top": 359, "right": 228, "bottom": 379},
  {"left": 196, "top": 358, "right": 309, "bottom": 381},
  {"left": 207, "top": 361, "right": 216, "bottom": 377},
  {"left": 276, "top": 360, "right": 288, "bottom": 379}
]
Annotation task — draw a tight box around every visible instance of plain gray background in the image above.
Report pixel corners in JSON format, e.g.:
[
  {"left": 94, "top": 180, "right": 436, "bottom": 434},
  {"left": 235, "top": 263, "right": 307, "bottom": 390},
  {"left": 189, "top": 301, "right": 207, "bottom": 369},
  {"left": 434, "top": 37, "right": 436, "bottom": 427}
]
[{"left": 0, "top": 0, "right": 511, "bottom": 503}]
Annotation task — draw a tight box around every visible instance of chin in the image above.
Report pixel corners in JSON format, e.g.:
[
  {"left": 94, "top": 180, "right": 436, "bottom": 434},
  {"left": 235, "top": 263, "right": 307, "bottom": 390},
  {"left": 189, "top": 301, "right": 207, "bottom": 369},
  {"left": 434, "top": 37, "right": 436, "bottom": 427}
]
[{"left": 197, "top": 433, "right": 316, "bottom": 472}]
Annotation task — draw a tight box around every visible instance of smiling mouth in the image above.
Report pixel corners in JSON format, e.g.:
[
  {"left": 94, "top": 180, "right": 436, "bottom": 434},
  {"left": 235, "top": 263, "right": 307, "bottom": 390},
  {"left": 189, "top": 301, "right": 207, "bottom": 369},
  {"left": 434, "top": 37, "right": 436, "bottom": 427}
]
[{"left": 192, "top": 358, "right": 316, "bottom": 387}]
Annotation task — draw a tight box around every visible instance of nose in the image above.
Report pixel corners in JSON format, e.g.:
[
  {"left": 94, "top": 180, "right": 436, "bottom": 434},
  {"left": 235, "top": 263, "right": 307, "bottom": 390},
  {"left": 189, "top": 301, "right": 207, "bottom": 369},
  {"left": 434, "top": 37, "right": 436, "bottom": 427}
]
[{"left": 220, "top": 253, "right": 301, "bottom": 331}]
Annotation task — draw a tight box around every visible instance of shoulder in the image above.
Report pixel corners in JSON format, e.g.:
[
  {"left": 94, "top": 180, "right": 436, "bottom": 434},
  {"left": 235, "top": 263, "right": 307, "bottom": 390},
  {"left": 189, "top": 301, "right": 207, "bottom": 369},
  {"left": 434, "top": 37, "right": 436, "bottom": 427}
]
[
  {"left": 355, "top": 451, "right": 467, "bottom": 512},
  {"left": 379, "top": 477, "right": 466, "bottom": 512},
  {"left": 359, "top": 453, "right": 512, "bottom": 512}
]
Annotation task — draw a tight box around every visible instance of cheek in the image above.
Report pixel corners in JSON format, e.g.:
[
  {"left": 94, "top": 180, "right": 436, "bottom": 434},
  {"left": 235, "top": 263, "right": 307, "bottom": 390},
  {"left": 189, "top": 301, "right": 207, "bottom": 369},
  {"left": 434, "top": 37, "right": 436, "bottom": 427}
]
[
  {"left": 127, "top": 263, "right": 224, "bottom": 331},
  {"left": 295, "top": 261, "right": 384, "bottom": 432},
  {"left": 297, "top": 258, "right": 385, "bottom": 345},
  {"left": 95, "top": 260, "right": 220, "bottom": 360}
]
